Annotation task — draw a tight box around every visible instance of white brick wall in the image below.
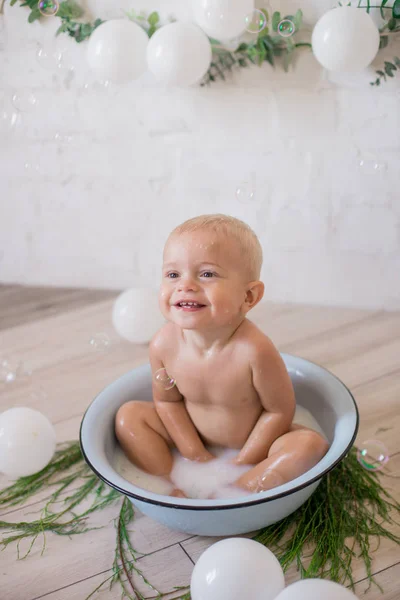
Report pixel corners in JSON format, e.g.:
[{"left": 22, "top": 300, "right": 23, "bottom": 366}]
[{"left": 0, "top": 1, "right": 399, "bottom": 309}]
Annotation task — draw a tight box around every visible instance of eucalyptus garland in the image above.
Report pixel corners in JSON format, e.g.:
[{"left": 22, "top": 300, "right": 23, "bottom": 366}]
[
  {"left": 1, "top": 442, "right": 399, "bottom": 599},
  {"left": 3, "top": 0, "right": 400, "bottom": 85}
]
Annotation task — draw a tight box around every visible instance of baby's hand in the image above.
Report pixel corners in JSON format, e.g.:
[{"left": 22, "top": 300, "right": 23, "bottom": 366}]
[{"left": 194, "top": 449, "right": 215, "bottom": 462}]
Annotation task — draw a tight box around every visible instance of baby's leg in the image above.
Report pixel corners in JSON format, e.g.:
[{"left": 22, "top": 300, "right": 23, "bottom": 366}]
[
  {"left": 115, "top": 401, "right": 175, "bottom": 477},
  {"left": 235, "top": 426, "right": 329, "bottom": 493}
]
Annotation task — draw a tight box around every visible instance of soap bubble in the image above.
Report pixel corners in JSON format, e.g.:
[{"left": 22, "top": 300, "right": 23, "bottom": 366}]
[
  {"left": 54, "top": 132, "right": 74, "bottom": 144},
  {"left": 154, "top": 367, "right": 176, "bottom": 390},
  {"left": 12, "top": 90, "right": 37, "bottom": 112},
  {"left": 359, "top": 159, "right": 388, "bottom": 173},
  {"left": 36, "top": 44, "right": 63, "bottom": 70},
  {"left": 38, "top": 0, "right": 59, "bottom": 17},
  {"left": 245, "top": 9, "right": 267, "bottom": 34},
  {"left": 0, "top": 357, "right": 24, "bottom": 383},
  {"left": 89, "top": 333, "right": 111, "bottom": 351},
  {"left": 278, "top": 18, "right": 295, "bottom": 37},
  {"left": 0, "top": 107, "right": 22, "bottom": 136},
  {"left": 29, "top": 386, "right": 48, "bottom": 404},
  {"left": 236, "top": 182, "right": 256, "bottom": 203},
  {"left": 357, "top": 440, "right": 389, "bottom": 472}
]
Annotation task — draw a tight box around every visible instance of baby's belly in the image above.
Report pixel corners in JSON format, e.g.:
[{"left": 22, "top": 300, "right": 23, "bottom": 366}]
[{"left": 185, "top": 402, "right": 261, "bottom": 449}]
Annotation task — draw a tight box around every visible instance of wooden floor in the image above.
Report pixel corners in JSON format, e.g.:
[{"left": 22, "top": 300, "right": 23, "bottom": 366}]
[{"left": 0, "top": 285, "right": 399, "bottom": 600}]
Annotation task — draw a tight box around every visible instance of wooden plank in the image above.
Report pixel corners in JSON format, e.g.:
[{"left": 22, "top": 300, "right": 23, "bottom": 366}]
[
  {"left": 14, "top": 545, "right": 193, "bottom": 600},
  {"left": 252, "top": 304, "right": 373, "bottom": 349},
  {"left": 353, "top": 562, "right": 400, "bottom": 599},
  {"left": 0, "top": 284, "right": 118, "bottom": 331},
  {"left": 1, "top": 497, "right": 194, "bottom": 600}
]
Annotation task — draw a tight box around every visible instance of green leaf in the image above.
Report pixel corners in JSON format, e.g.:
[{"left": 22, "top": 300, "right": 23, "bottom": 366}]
[
  {"left": 57, "top": 0, "right": 84, "bottom": 19},
  {"left": 148, "top": 25, "right": 157, "bottom": 38},
  {"left": 271, "top": 11, "right": 281, "bottom": 32},
  {"left": 28, "top": 7, "right": 41, "bottom": 22},
  {"left": 147, "top": 11, "right": 159, "bottom": 26},
  {"left": 380, "top": 0, "right": 389, "bottom": 18},
  {"left": 379, "top": 35, "right": 389, "bottom": 49},
  {"left": 393, "top": 0, "right": 400, "bottom": 19},
  {"left": 377, "top": 69, "right": 387, "bottom": 79},
  {"left": 236, "top": 42, "right": 248, "bottom": 52},
  {"left": 384, "top": 60, "right": 397, "bottom": 70},
  {"left": 394, "top": 56, "right": 400, "bottom": 67},
  {"left": 388, "top": 17, "right": 397, "bottom": 29},
  {"left": 10, "top": 0, "right": 19, "bottom": 6},
  {"left": 258, "top": 25, "right": 270, "bottom": 38},
  {"left": 259, "top": 8, "right": 269, "bottom": 23},
  {"left": 283, "top": 50, "right": 294, "bottom": 72},
  {"left": 292, "top": 9, "right": 303, "bottom": 30}
]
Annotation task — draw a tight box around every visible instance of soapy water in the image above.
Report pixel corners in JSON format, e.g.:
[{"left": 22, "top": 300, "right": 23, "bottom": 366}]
[{"left": 113, "top": 405, "right": 327, "bottom": 499}]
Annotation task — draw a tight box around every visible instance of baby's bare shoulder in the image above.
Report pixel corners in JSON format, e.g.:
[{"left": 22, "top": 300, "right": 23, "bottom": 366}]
[
  {"left": 240, "top": 320, "right": 280, "bottom": 363},
  {"left": 149, "top": 322, "right": 179, "bottom": 360}
]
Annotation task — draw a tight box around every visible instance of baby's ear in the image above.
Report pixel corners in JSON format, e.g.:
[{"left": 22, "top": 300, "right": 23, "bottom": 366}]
[{"left": 244, "top": 281, "right": 264, "bottom": 312}]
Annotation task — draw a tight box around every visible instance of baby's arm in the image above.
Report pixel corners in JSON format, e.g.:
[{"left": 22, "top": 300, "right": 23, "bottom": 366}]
[
  {"left": 235, "top": 337, "right": 295, "bottom": 465},
  {"left": 149, "top": 335, "right": 213, "bottom": 462}
]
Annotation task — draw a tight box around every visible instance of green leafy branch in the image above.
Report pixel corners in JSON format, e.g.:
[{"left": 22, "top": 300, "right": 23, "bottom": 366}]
[
  {"left": 370, "top": 0, "right": 400, "bottom": 83},
  {"left": 371, "top": 56, "right": 400, "bottom": 85},
  {"left": 10, "top": 0, "right": 104, "bottom": 41},
  {"left": 126, "top": 9, "right": 161, "bottom": 38},
  {"left": 202, "top": 9, "right": 311, "bottom": 86}
]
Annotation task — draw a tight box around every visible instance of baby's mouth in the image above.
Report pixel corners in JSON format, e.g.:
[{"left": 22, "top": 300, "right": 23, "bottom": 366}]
[{"left": 175, "top": 301, "right": 206, "bottom": 311}]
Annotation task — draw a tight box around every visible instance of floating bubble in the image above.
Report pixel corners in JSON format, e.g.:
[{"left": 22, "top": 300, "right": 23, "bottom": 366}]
[
  {"left": 359, "top": 159, "right": 388, "bottom": 173},
  {"left": 0, "top": 358, "right": 24, "bottom": 383},
  {"left": 236, "top": 182, "right": 256, "bottom": 203},
  {"left": 24, "top": 161, "right": 40, "bottom": 174},
  {"left": 38, "top": 0, "right": 59, "bottom": 17},
  {"left": 245, "top": 9, "right": 267, "bottom": 34},
  {"left": 154, "top": 367, "right": 176, "bottom": 390},
  {"left": 54, "top": 132, "right": 74, "bottom": 144},
  {"left": 12, "top": 90, "right": 37, "bottom": 112},
  {"left": 29, "top": 386, "right": 48, "bottom": 403},
  {"left": 278, "top": 18, "right": 295, "bottom": 37},
  {"left": 82, "top": 79, "right": 111, "bottom": 93},
  {"left": 89, "top": 333, "right": 111, "bottom": 351},
  {"left": 0, "top": 107, "right": 22, "bottom": 138},
  {"left": 357, "top": 440, "right": 389, "bottom": 472},
  {"left": 36, "top": 44, "right": 63, "bottom": 70}
]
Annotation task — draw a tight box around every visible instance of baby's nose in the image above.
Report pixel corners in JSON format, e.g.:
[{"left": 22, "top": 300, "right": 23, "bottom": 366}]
[{"left": 178, "top": 277, "right": 198, "bottom": 292}]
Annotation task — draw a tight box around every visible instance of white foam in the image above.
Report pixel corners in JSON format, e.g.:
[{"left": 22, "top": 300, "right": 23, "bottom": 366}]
[{"left": 113, "top": 405, "right": 326, "bottom": 499}]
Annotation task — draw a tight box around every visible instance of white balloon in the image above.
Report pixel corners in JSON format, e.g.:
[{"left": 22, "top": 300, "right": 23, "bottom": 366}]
[
  {"left": 0, "top": 407, "right": 56, "bottom": 478},
  {"left": 275, "top": 578, "right": 360, "bottom": 599},
  {"left": 112, "top": 288, "right": 165, "bottom": 344},
  {"left": 190, "top": 538, "right": 285, "bottom": 600},
  {"left": 147, "top": 22, "right": 212, "bottom": 86},
  {"left": 192, "top": 0, "right": 255, "bottom": 40},
  {"left": 87, "top": 20, "right": 148, "bottom": 83},
  {"left": 312, "top": 7, "right": 380, "bottom": 72}
]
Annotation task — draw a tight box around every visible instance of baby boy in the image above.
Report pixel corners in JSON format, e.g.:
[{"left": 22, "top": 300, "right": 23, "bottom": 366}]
[{"left": 116, "top": 214, "right": 329, "bottom": 496}]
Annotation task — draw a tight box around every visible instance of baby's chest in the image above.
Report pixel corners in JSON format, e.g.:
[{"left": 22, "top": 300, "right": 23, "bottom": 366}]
[{"left": 168, "top": 356, "right": 255, "bottom": 407}]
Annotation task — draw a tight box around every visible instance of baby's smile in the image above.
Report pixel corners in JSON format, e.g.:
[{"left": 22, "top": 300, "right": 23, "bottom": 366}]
[{"left": 174, "top": 300, "right": 206, "bottom": 312}]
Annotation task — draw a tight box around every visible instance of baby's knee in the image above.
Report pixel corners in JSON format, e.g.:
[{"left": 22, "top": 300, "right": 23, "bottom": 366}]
[
  {"left": 115, "top": 400, "right": 151, "bottom": 429},
  {"left": 302, "top": 430, "right": 330, "bottom": 461}
]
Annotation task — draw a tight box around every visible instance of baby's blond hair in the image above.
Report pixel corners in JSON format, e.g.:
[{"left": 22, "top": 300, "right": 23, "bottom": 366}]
[{"left": 168, "top": 214, "right": 263, "bottom": 281}]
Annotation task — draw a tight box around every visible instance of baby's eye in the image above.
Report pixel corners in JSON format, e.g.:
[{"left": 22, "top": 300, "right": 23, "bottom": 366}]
[
  {"left": 166, "top": 272, "right": 179, "bottom": 279},
  {"left": 201, "top": 271, "right": 216, "bottom": 278}
]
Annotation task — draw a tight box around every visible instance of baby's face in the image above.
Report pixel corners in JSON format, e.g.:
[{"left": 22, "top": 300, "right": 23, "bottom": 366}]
[{"left": 159, "top": 230, "right": 251, "bottom": 330}]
